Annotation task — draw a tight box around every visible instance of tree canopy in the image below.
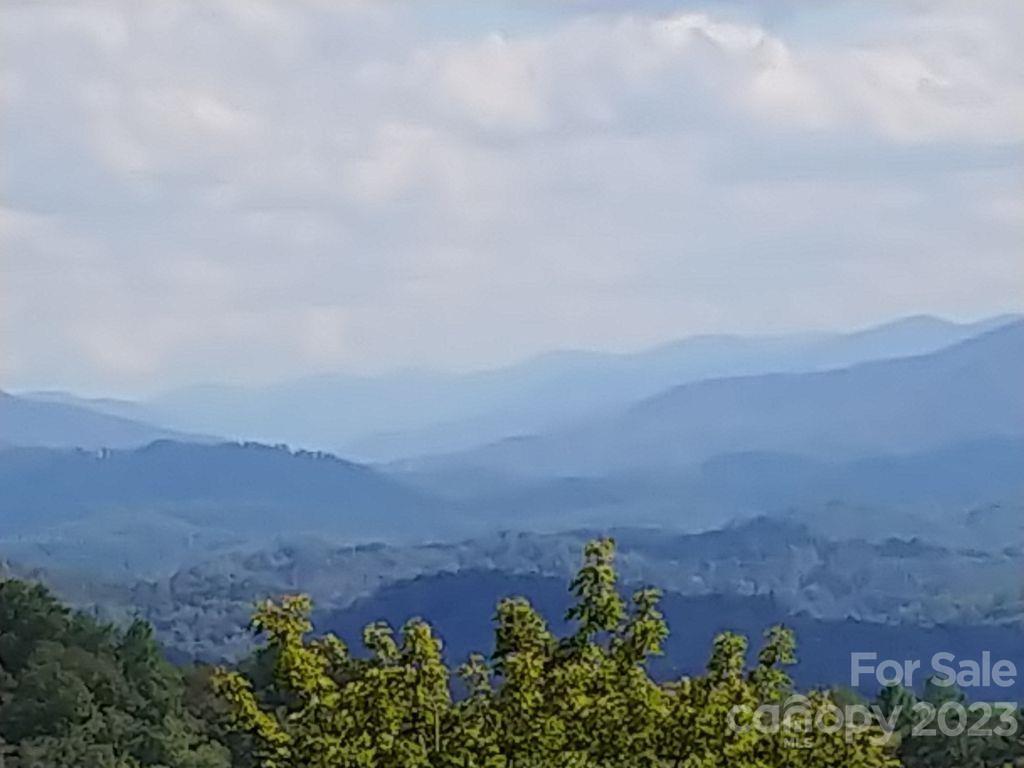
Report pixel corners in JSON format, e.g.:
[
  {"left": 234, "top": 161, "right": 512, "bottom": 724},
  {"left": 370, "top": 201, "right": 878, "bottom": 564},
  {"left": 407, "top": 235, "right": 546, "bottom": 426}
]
[
  {"left": 213, "top": 538, "right": 901, "bottom": 768},
  {"left": 0, "top": 580, "right": 229, "bottom": 768}
]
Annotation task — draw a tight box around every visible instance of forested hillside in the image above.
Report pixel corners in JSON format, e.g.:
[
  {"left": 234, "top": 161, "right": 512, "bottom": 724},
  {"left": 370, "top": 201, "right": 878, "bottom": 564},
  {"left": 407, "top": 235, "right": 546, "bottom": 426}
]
[
  {"left": 87, "top": 517, "right": 1018, "bottom": 663},
  {"left": 0, "top": 441, "right": 442, "bottom": 544},
  {"left": 0, "top": 580, "right": 229, "bottom": 767},
  {"left": 2, "top": 540, "right": 1019, "bottom": 767}
]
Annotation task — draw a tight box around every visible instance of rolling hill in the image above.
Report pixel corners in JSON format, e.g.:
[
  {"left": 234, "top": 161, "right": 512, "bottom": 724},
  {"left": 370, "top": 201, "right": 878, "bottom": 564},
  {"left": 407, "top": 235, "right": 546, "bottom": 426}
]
[
  {"left": 0, "top": 440, "right": 444, "bottom": 544},
  {"left": 105, "top": 516, "right": 1022, "bottom": 661},
  {"left": 394, "top": 438, "right": 1024, "bottom": 534}
]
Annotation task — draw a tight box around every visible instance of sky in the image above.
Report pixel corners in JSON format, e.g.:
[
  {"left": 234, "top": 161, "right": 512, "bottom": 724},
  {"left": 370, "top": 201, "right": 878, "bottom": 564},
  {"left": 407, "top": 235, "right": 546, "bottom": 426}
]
[{"left": 1, "top": 0, "right": 1022, "bottom": 396}]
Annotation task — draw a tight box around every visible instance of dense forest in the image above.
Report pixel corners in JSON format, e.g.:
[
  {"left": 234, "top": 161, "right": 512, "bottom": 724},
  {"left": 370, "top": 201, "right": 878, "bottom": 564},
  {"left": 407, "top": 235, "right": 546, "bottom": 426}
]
[{"left": 1, "top": 540, "right": 1020, "bottom": 767}]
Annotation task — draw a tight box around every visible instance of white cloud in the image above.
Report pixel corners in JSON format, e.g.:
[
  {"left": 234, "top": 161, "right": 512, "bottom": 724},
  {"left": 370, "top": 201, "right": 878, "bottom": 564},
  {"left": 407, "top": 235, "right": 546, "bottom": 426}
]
[{"left": 0, "top": 0, "right": 1021, "bottom": 393}]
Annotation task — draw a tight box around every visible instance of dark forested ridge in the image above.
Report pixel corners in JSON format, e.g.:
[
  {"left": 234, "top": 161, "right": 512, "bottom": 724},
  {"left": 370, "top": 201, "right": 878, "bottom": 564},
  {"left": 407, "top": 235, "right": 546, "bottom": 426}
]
[
  {"left": 2, "top": 437, "right": 1022, "bottom": 571},
  {"left": 318, "top": 570, "right": 1024, "bottom": 701}
]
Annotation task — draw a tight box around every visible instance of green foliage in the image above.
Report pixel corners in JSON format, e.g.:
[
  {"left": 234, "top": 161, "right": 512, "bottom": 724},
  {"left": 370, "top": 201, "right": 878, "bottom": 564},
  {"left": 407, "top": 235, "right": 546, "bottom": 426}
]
[
  {"left": 214, "top": 539, "right": 901, "bottom": 768},
  {"left": 0, "top": 579, "right": 229, "bottom": 768}
]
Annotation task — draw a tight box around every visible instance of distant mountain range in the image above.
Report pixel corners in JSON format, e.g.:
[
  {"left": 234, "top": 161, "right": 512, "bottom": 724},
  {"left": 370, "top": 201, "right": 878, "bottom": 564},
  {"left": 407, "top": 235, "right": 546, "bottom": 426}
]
[
  {"left": 2, "top": 433, "right": 1021, "bottom": 564},
  {"left": 8, "top": 314, "right": 1014, "bottom": 461},
  {"left": 341, "top": 314, "right": 1022, "bottom": 461},
  {"left": 2, "top": 314, "right": 1022, "bottom": 557},
  {"left": 404, "top": 319, "right": 1024, "bottom": 480},
  {"left": 0, "top": 390, "right": 213, "bottom": 450},
  {"left": 1, "top": 313, "right": 1021, "bottom": 601}
]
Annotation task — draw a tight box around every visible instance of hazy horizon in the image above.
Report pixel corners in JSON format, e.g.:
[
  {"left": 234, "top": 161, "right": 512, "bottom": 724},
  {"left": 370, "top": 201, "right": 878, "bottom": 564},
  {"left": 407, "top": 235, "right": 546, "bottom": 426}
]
[{"left": 3, "top": 310, "right": 1021, "bottom": 400}]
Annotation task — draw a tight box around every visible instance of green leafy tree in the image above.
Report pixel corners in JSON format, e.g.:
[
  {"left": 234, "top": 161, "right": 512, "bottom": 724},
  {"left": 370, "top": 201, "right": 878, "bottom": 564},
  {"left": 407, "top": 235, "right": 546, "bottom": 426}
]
[
  {"left": 215, "top": 539, "right": 901, "bottom": 768},
  {"left": 0, "top": 579, "right": 229, "bottom": 768}
]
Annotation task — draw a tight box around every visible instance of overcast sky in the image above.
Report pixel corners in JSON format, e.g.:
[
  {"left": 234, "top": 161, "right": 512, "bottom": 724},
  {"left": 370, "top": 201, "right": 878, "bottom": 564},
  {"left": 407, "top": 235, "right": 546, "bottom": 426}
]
[{"left": 2, "top": 0, "right": 1022, "bottom": 396}]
